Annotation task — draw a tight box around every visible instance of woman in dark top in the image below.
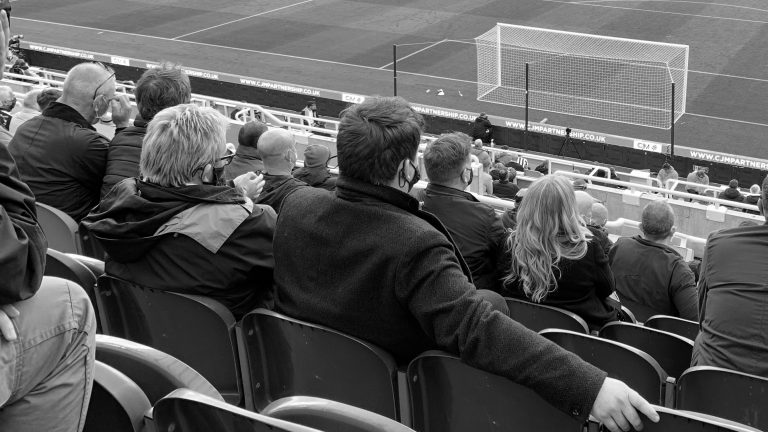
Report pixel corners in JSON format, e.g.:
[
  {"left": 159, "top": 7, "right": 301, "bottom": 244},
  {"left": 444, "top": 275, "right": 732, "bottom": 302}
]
[{"left": 501, "top": 175, "right": 620, "bottom": 330}]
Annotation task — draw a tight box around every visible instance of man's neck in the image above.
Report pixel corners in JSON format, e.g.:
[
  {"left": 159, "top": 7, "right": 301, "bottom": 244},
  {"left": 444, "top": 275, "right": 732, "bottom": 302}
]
[
  {"left": 432, "top": 180, "right": 466, "bottom": 191},
  {"left": 57, "top": 98, "right": 93, "bottom": 123},
  {"left": 264, "top": 166, "right": 293, "bottom": 176},
  {"left": 642, "top": 234, "right": 671, "bottom": 245}
]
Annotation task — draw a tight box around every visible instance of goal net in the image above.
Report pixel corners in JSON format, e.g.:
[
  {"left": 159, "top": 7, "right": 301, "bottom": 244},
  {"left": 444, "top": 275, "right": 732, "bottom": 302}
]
[{"left": 476, "top": 24, "right": 689, "bottom": 129}]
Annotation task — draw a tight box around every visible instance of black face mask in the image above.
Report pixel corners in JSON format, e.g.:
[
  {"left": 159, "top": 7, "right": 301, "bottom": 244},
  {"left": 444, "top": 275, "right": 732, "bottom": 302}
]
[
  {"left": 399, "top": 160, "right": 421, "bottom": 192},
  {"left": 201, "top": 165, "right": 227, "bottom": 186},
  {"left": 465, "top": 168, "right": 473, "bottom": 186}
]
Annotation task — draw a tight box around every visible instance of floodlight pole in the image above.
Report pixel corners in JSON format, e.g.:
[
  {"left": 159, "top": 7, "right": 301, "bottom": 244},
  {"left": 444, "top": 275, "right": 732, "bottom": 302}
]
[
  {"left": 393, "top": 44, "right": 398, "bottom": 97},
  {"left": 670, "top": 82, "right": 675, "bottom": 158},
  {"left": 524, "top": 62, "right": 529, "bottom": 150}
]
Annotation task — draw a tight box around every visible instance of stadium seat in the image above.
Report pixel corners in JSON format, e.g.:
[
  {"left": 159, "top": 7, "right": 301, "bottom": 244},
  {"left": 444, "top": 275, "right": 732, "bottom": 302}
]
[
  {"left": 83, "top": 361, "right": 151, "bottom": 432},
  {"left": 95, "top": 334, "right": 223, "bottom": 404},
  {"left": 620, "top": 304, "right": 638, "bottom": 323},
  {"left": 407, "top": 351, "right": 584, "bottom": 432},
  {"left": 66, "top": 253, "right": 105, "bottom": 278},
  {"left": 634, "top": 406, "right": 757, "bottom": 432},
  {"left": 238, "top": 309, "right": 401, "bottom": 420},
  {"left": 676, "top": 366, "right": 768, "bottom": 431},
  {"left": 598, "top": 322, "right": 694, "bottom": 379},
  {"left": 504, "top": 297, "right": 589, "bottom": 333},
  {"left": 36, "top": 202, "right": 82, "bottom": 254},
  {"left": 645, "top": 315, "right": 699, "bottom": 341},
  {"left": 262, "top": 396, "right": 416, "bottom": 432},
  {"left": 44, "top": 248, "right": 102, "bottom": 333},
  {"left": 540, "top": 329, "right": 669, "bottom": 404},
  {"left": 153, "top": 389, "right": 321, "bottom": 432},
  {"left": 95, "top": 275, "right": 244, "bottom": 406}
]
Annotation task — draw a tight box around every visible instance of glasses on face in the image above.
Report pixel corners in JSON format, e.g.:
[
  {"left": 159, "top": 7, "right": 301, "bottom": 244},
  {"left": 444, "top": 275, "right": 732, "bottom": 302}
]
[
  {"left": 218, "top": 149, "right": 236, "bottom": 166},
  {"left": 91, "top": 62, "right": 116, "bottom": 100}
]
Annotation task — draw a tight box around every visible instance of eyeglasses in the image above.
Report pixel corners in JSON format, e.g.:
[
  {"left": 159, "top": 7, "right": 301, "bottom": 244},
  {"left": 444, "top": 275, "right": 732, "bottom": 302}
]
[
  {"left": 91, "top": 62, "right": 116, "bottom": 100},
  {"left": 218, "top": 149, "right": 236, "bottom": 166}
]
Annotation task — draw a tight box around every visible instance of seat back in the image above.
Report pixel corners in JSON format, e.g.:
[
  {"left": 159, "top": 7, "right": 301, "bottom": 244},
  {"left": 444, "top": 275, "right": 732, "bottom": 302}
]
[
  {"left": 45, "top": 248, "right": 101, "bottom": 332},
  {"left": 407, "top": 351, "right": 583, "bottom": 432},
  {"left": 83, "top": 361, "right": 151, "bottom": 432},
  {"left": 239, "top": 309, "right": 400, "bottom": 419},
  {"left": 95, "top": 334, "right": 223, "bottom": 404},
  {"left": 95, "top": 275, "right": 243, "bottom": 405},
  {"left": 645, "top": 315, "right": 699, "bottom": 341},
  {"left": 540, "top": 329, "right": 668, "bottom": 403},
  {"left": 35, "top": 202, "right": 82, "bottom": 254},
  {"left": 640, "top": 406, "right": 757, "bottom": 432},
  {"left": 262, "top": 396, "right": 416, "bottom": 432},
  {"left": 599, "top": 322, "right": 694, "bottom": 378},
  {"left": 504, "top": 297, "right": 589, "bottom": 333},
  {"left": 676, "top": 366, "right": 768, "bottom": 431},
  {"left": 154, "top": 389, "right": 322, "bottom": 432},
  {"left": 78, "top": 222, "right": 107, "bottom": 260}
]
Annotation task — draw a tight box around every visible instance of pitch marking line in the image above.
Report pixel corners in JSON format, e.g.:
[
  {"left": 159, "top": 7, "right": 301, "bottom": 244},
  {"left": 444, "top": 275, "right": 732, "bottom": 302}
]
[
  {"left": 572, "top": 1, "right": 768, "bottom": 14},
  {"left": 172, "top": 0, "right": 314, "bottom": 40},
  {"left": 379, "top": 40, "right": 446, "bottom": 69}
]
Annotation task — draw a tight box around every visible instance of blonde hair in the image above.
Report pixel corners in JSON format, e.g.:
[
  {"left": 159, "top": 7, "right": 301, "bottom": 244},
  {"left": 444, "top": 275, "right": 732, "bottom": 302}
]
[
  {"left": 504, "top": 175, "right": 590, "bottom": 302},
  {"left": 140, "top": 104, "right": 228, "bottom": 187}
]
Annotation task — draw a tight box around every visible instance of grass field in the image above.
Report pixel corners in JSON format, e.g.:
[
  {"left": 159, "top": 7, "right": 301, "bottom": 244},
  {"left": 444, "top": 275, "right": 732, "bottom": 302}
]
[{"left": 10, "top": 0, "right": 768, "bottom": 160}]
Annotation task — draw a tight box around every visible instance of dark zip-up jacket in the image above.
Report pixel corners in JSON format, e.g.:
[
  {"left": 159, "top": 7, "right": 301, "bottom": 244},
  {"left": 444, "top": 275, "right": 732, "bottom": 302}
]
[{"left": 101, "top": 119, "right": 147, "bottom": 199}]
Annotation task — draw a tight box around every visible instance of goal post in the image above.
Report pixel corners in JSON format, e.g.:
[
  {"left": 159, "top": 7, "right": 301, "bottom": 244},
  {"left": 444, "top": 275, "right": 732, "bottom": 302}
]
[{"left": 476, "top": 24, "right": 689, "bottom": 129}]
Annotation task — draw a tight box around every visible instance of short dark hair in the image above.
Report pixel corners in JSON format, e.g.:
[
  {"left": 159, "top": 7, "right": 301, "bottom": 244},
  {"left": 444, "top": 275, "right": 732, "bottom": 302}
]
[
  {"left": 761, "top": 174, "right": 768, "bottom": 218},
  {"left": 337, "top": 97, "right": 424, "bottom": 185},
  {"left": 135, "top": 62, "right": 191, "bottom": 121},
  {"left": 641, "top": 200, "right": 675, "bottom": 240},
  {"left": 36, "top": 88, "right": 61, "bottom": 111},
  {"left": 423, "top": 132, "right": 471, "bottom": 184},
  {"left": 238, "top": 120, "right": 269, "bottom": 148}
]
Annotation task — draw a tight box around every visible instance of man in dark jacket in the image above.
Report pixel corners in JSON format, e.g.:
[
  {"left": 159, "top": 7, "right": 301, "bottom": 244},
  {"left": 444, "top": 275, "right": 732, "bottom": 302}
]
[
  {"left": 471, "top": 112, "right": 493, "bottom": 143},
  {"left": 255, "top": 128, "right": 307, "bottom": 213},
  {"left": 421, "top": 132, "right": 508, "bottom": 292},
  {"left": 82, "top": 104, "right": 276, "bottom": 319},
  {"left": 9, "top": 62, "right": 129, "bottom": 222},
  {"left": 225, "top": 120, "right": 267, "bottom": 180},
  {"left": 492, "top": 164, "right": 520, "bottom": 200},
  {"left": 101, "top": 62, "right": 192, "bottom": 198},
  {"left": 717, "top": 179, "right": 744, "bottom": 208},
  {"left": 608, "top": 201, "right": 698, "bottom": 322},
  {"left": 691, "top": 175, "right": 768, "bottom": 377},
  {"left": 274, "top": 96, "right": 657, "bottom": 432},
  {"left": 293, "top": 143, "right": 336, "bottom": 191}
]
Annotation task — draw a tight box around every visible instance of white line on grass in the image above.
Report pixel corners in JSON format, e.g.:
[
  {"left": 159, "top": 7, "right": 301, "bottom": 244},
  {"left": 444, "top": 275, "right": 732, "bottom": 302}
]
[
  {"left": 685, "top": 113, "right": 768, "bottom": 128},
  {"left": 379, "top": 40, "right": 445, "bottom": 69},
  {"left": 172, "top": 0, "right": 314, "bottom": 40},
  {"left": 573, "top": 1, "right": 768, "bottom": 14}
]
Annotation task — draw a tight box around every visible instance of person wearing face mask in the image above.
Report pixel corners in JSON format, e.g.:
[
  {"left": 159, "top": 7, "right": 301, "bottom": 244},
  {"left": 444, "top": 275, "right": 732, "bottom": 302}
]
[
  {"left": 254, "top": 128, "right": 308, "bottom": 213},
  {"left": 81, "top": 104, "right": 277, "bottom": 319},
  {"left": 421, "top": 132, "right": 509, "bottom": 293},
  {"left": 9, "top": 62, "right": 131, "bottom": 222}
]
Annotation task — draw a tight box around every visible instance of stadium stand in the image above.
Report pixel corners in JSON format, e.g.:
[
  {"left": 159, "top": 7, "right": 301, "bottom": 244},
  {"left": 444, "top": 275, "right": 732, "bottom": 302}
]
[
  {"left": 84, "top": 361, "right": 151, "bottom": 432},
  {"left": 610, "top": 406, "right": 758, "bottom": 432},
  {"left": 504, "top": 297, "right": 590, "bottom": 334},
  {"left": 35, "top": 201, "right": 82, "bottom": 254}
]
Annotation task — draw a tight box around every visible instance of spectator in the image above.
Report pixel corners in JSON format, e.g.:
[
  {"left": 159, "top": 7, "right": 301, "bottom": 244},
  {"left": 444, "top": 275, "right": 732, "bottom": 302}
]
[
  {"left": 255, "top": 128, "right": 307, "bottom": 213},
  {"left": 575, "top": 191, "right": 612, "bottom": 257},
  {"left": 300, "top": 100, "right": 319, "bottom": 127},
  {"left": 503, "top": 176, "right": 621, "bottom": 331},
  {"left": 691, "top": 175, "right": 768, "bottom": 377},
  {"left": 685, "top": 167, "right": 709, "bottom": 196},
  {"left": 471, "top": 112, "right": 493, "bottom": 143},
  {"left": 8, "top": 88, "right": 41, "bottom": 135},
  {"left": 9, "top": 62, "right": 123, "bottom": 222},
  {"left": 591, "top": 202, "right": 609, "bottom": 229},
  {"left": 101, "top": 62, "right": 191, "bottom": 199},
  {"left": 82, "top": 104, "right": 276, "bottom": 319},
  {"left": 0, "top": 85, "right": 14, "bottom": 130},
  {"left": 495, "top": 146, "right": 515, "bottom": 166},
  {"left": 718, "top": 179, "right": 744, "bottom": 205},
  {"left": 534, "top": 160, "right": 549, "bottom": 175},
  {"left": 470, "top": 138, "right": 485, "bottom": 157},
  {"left": 493, "top": 164, "right": 520, "bottom": 200},
  {"left": 273, "top": 96, "right": 657, "bottom": 431},
  {"left": 226, "top": 120, "right": 268, "bottom": 180},
  {"left": 293, "top": 144, "right": 336, "bottom": 191},
  {"left": 573, "top": 178, "right": 588, "bottom": 191},
  {"left": 608, "top": 201, "right": 697, "bottom": 322},
  {"left": 0, "top": 11, "right": 97, "bottom": 429},
  {"left": 501, "top": 187, "right": 527, "bottom": 230},
  {"left": 478, "top": 150, "right": 493, "bottom": 196},
  {"left": 35, "top": 87, "right": 61, "bottom": 111},
  {"left": 421, "top": 132, "right": 508, "bottom": 292},
  {"left": 745, "top": 184, "right": 761, "bottom": 214},
  {"left": 657, "top": 162, "right": 678, "bottom": 189}
]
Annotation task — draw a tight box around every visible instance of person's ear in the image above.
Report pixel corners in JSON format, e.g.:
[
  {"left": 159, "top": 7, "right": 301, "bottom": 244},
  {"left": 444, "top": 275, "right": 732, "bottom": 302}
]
[{"left": 669, "top": 226, "right": 677, "bottom": 237}]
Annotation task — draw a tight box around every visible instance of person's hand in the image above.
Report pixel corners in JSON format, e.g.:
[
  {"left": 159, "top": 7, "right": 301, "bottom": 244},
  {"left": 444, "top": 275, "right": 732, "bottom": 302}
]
[
  {"left": 234, "top": 171, "right": 265, "bottom": 200},
  {"left": 590, "top": 377, "right": 659, "bottom": 432},
  {"left": 110, "top": 94, "right": 133, "bottom": 128},
  {"left": 0, "top": 10, "right": 9, "bottom": 78},
  {"left": 0, "top": 304, "right": 19, "bottom": 343}
]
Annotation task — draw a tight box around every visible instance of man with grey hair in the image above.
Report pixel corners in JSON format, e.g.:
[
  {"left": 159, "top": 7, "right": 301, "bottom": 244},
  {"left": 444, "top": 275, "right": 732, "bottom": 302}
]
[
  {"left": 691, "top": 174, "right": 768, "bottom": 376},
  {"left": 10, "top": 62, "right": 131, "bottom": 221},
  {"left": 8, "top": 88, "right": 41, "bottom": 135},
  {"left": 255, "top": 128, "right": 307, "bottom": 213},
  {"left": 0, "top": 85, "right": 15, "bottom": 130},
  {"left": 101, "top": 61, "right": 192, "bottom": 198},
  {"left": 82, "top": 104, "right": 277, "bottom": 318},
  {"left": 608, "top": 200, "right": 697, "bottom": 321},
  {"left": 422, "top": 131, "right": 508, "bottom": 294}
]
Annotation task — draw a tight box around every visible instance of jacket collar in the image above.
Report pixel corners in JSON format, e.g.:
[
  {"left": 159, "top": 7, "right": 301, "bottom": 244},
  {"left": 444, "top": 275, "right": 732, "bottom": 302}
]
[
  {"left": 631, "top": 235, "right": 682, "bottom": 257},
  {"left": 42, "top": 101, "right": 95, "bottom": 130},
  {"left": 235, "top": 145, "right": 261, "bottom": 160},
  {"left": 425, "top": 183, "right": 479, "bottom": 202}
]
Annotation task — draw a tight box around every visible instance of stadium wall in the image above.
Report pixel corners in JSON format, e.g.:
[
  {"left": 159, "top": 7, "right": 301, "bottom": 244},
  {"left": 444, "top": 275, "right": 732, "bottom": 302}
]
[{"left": 22, "top": 43, "right": 767, "bottom": 187}]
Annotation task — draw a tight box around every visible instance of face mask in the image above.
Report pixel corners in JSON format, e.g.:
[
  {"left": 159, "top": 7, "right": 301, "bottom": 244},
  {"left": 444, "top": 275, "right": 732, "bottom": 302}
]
[
  {"left": 465, "top": 168, "right": 473, "bottom": 186},
  {"left": 399, "top": 160, "right": 420, "bottom": 192},
  {"left": 200, "top": 165, "right": 227, "bottom": 186}
]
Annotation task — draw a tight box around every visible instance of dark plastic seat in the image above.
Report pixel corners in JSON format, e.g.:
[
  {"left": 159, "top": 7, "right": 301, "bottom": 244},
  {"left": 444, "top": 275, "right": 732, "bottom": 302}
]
[
  {"left": 154, "top": 389, "right": 322, "bottom": 432},
  {"left": 407, "top": 351, "right": 584, "bottom": 432},
  {"left": 95, "top": 275, "right": 244, "bottom": 406},
  {"left": 83, "top": 361, "right": 151, "bottom": 432},
  {"left": 44, "top": 248, "right": 102, "bottom": 333},
  {"left": 540, "top": 329, "right": 669, "bottom": 404},
  {"left": 620, "top": 305, "right": 637, "bottom": 323},
  {"left": 676, "top": 366, "right": 768, "bottom": 431},
  {"left": 504, "top": 297, "right": 589, "bottom": 333},
  {"left": 66, "top": 253, "right": 105, "bottom": 278},
  {"left": 238, "top": 309, "right": 400, "bottom": 420},
  {"left": 95, "top": 334, "right": 223, "bottom": 404},
  {"left": 36, "top": 202, "right": 82, "bottom": 254},
  {"left": 599, "top": 322, "right": 694, "bottom": 378},
  {"left": 638, "top": 406, "right": 758, "bottom": 432},
  {"left": 262, "top": 396, "right": 416, "bottom": 432},
  {"left": 645, "top": 315, "right": 699, "bottom": 341}
]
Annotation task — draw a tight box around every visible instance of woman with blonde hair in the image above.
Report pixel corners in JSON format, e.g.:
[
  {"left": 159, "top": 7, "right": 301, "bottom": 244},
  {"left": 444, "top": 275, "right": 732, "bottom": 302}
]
[{"left": 502, "top": 174, "right": 620, "bottom": 330}]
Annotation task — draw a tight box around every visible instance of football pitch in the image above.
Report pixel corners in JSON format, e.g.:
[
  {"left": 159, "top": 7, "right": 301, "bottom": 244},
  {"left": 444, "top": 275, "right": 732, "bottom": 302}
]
[{"left": 11, "top": 0, "right": 768, "bottom": 160}]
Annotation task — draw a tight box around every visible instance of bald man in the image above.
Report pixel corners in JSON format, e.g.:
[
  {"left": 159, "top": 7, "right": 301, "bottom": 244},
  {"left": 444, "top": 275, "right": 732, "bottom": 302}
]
[
  {"left": 608, "top": 200, "right": 697, "bottom": 321},
  {"left": 8, "top": 88, "right": 41, "bottom": 135},
  {"left": 0, "top": 85, "right": 14, "bottom": 130},
  {"left": 255, "top": 128, "right": 308, "bottom": 213},
  {"left": 9, "top": 62, "right": 131, "bottom": 221},
  {"left": 575, "top": 190, "right": 613, "bottom": 256}
]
